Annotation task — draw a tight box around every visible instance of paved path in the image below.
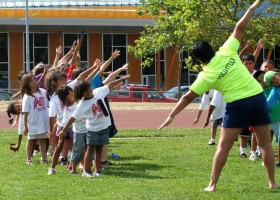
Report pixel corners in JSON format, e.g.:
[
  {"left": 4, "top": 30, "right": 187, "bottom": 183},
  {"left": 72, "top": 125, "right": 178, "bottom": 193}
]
[{"left": 0, "top": 109, "right": 208, "bottom": 130}]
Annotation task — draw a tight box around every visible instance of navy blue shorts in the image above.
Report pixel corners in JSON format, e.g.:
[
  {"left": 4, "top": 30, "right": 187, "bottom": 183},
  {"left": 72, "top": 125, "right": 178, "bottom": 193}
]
[{"left": 223, "top": 92, "right": 271, "bottom": 128}]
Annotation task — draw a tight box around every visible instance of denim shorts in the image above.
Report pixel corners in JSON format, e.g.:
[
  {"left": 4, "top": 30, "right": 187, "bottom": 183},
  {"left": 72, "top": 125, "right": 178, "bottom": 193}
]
[
  {"left": 223, "top": 92, "right": 271, "bottom": 128},
  {"left": 87, "top": 128, "right": 109, "bottom": 146},
  {"left": 71, "top": 132, "right": 87, "bottom": 163}
]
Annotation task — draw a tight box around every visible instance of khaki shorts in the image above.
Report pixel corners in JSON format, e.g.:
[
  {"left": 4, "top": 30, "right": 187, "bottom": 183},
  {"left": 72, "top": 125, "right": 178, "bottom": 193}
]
[{"left": 28, "top": 132, "right": 48, "bottom": 140}]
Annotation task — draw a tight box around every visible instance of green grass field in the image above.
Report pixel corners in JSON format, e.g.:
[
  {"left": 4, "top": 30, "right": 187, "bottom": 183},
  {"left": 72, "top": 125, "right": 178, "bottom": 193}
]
[{"left": 0, "top": 128, "right": 279, "bottom": 200}]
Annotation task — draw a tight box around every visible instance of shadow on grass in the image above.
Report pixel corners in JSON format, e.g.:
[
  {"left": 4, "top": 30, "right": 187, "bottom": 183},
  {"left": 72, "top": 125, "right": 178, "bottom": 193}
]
[{"left": 106, "top": 161, "right": 176, "bottom": 179}]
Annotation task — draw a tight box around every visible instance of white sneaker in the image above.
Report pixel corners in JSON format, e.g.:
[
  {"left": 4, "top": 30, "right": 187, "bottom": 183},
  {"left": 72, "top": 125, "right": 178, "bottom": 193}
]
[
  {"left": 249, "top": 154, "right": 258, "bottom": 161},
  {"left": 26, "top": 160, "right": 33, "bottom": 165},
  {"left": 48, "top": 168, "right": 56, "bottom": 175},
  {"left": 208, "top": 140, "right": 215, "bottom": 145},
  {"left": 82, "top": 172, "right": 92, "bottom": 178},
  {"left": 93, "top": 172, "right": 101, "bottom": 177}
]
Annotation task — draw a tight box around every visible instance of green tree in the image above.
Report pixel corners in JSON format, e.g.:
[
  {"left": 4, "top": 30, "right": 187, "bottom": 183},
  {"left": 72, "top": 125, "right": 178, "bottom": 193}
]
[{"left": 128, "top": 0, "right": 280, "bottom": 97}]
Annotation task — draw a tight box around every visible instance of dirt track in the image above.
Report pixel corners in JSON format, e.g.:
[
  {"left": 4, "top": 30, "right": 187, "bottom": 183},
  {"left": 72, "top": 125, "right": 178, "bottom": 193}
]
[{"left": 0, "top": 102, "right": 207, "bottom": 130}]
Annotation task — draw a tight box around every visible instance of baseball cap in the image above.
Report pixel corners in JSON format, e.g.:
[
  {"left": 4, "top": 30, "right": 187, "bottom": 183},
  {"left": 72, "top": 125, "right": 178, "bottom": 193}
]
[{"left": 264, "top": 71, "right": 277, "bottom": 86}]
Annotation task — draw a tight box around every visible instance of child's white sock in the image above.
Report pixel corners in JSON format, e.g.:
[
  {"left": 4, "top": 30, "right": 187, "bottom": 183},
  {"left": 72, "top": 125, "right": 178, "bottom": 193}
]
[{"left": 240, "top": 147, "right": 246, "bottom": 154}]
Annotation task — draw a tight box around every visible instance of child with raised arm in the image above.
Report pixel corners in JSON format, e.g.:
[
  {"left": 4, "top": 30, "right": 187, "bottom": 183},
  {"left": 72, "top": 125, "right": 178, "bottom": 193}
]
[
  {"left": 59, "top": 75, "right": 130, "bottom": 177},
  {"left": 158, "top": 0, "right": 277, "bottom": 192},
  {"left": 88, "top": 50, "right": 128, "bottom": 166},
  {"left": 47, "top": 65, "right": 98, "bottom": 173},
  {"left": 21, "top": 73, "right": 49, "bottom": 164},
  {"left": 48, "top": 66, "right": 100, "bottom": 175}
]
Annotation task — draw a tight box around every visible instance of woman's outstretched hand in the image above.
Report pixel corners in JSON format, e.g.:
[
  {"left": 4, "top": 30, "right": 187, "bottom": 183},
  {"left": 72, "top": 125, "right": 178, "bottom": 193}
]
[{"left": 158, "top": 116, "right": 174, "bottom": 130}]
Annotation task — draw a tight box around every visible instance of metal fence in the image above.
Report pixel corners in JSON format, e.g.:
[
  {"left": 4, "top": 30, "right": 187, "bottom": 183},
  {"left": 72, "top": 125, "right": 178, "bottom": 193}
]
[{"left": 0, "top": 0, "right": 142, "bottom": 8}]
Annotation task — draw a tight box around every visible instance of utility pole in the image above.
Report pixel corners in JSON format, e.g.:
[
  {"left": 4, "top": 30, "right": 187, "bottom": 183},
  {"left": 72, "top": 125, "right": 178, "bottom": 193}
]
[{"left": 25, "top": 0, "right": 30, "bottom": 71}]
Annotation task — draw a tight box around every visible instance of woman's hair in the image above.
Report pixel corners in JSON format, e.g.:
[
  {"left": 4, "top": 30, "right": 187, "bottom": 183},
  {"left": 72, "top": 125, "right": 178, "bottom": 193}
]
[
  {"left": 20, "top": 73, "right": 38, "bottom": 97},
  {"left": 71, "top": 68, "right": 84, "bottom": 80},
  {"left": 17, "top": 70, "right": 28, "bottom": 81},
  {"left": 191, "top": 41, "right": 215, "bottom": 64},
  {"left": 32, "top": 62, "right": 45, "bottom": 76},
  {"left": 57, "top": 86, "right": 73, "bottom": 107},
  {"left": 74, "top": 80, "right": 91, "bottom": 101},
  {"left": 6, "top": 102, "right": 17, "bottom": 124},
  {"left": 45, "top": 71, "right": 67, "bottom": 100}
]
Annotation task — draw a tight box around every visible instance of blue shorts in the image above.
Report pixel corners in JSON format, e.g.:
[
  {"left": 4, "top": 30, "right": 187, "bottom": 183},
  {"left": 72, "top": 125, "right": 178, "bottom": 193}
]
[{"left": 223, "top": 92, "right": 271, "bottom": 128}]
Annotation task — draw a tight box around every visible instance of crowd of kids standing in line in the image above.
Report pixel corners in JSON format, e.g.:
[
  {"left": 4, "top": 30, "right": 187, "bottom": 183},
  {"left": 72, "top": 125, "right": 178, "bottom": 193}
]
[{"left": 7, "top": 37, "right": 129, "bottom": 177}]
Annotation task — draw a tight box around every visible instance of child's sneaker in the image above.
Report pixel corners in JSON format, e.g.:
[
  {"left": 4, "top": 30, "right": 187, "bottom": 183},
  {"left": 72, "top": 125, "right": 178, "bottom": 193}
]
[
  {"left": 240, "top": 153, "right": 247, "bottom": 158},
  {"left": 60, "top": 158, "right": 68, "bottom": 165},
  {"left": 48, "top": 168, "right": 56, "bottom": 175},
  {"left": 102, "top": 160, "right": 114, "bottom": 166},
  {"left": 208, "top": 140, "right": 215, "bottom": 145},
  {"left": 70, "top": 171, "right": 77, "bottom": 175},
  {"left": 26, "top": 160, "right": 33, "bottom": 165},
  {"left": 93, "top": 171, "right": 101, "bottom": 177},
  {"left": 82, "top": 171, "right": 92, "bottom": 178},
  {"left": 66, "top": 164, "right": 72, "bottom": 171},
  {"left": 249, "top": 154, "right": 258, "bottom": 161},
  {"left": 41, "top": 159, "right": 49, "bottom": 164}
]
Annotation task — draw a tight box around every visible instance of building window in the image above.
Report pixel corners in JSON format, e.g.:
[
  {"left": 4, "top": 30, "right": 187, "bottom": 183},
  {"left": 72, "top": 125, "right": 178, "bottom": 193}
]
[
  {"left": 142, "top": 50, "right": 165, "bottom": 88},
  {"left": 103, "top": 34, "right": 127, "bottom": 74},
  {"left": 24, "top": 33, "right": 49, "bottom": 71},
  {"left": 0, "top": 33, "right": 8, "bottom": 89},
  {"left": 63, "top": 33, "right": 88, "bottom": 68}
]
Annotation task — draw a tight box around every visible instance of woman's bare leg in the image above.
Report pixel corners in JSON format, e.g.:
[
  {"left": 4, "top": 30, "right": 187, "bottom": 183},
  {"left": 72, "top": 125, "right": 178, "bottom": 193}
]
[
  {"left": 205, "top": 128, "right": 241, "bottom": 192},
  {"left": 253, "top": 125, "right": 278, "bottom": 189}
]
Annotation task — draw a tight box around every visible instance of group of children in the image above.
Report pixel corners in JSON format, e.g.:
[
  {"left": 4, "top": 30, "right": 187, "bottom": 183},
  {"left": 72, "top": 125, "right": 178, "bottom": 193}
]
[{"left": 7, "top": 38, "right": 129, "bottom": 177}]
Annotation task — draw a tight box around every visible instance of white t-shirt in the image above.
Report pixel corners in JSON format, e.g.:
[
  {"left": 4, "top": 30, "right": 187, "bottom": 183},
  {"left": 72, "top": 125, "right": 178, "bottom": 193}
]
[
  {"left": 199, "top": 89, "right": 215, "bottom": 110},
  {"left": 49, "top": 94, "right": 64, "bottom": 126},
  {"left": 49, "top": 79, "right": 78, "bottom": 126},
  {"left": 61, "top": 102, "right": 87, "bottom": 133},
  {"left": 72, "top": 85, "right": 111, "bottom": 132},
  {"left": 210, "top": 90, "right": 226, "bottom": 120},
  {"left": 199, "top": 89, "right": 226, "bottom": 120},
  {"left": 22, "top": 88, "right": 49, "bottom": 135},
  {"left": 68, "top": 79, "right": 78, "bottom": 90}
]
